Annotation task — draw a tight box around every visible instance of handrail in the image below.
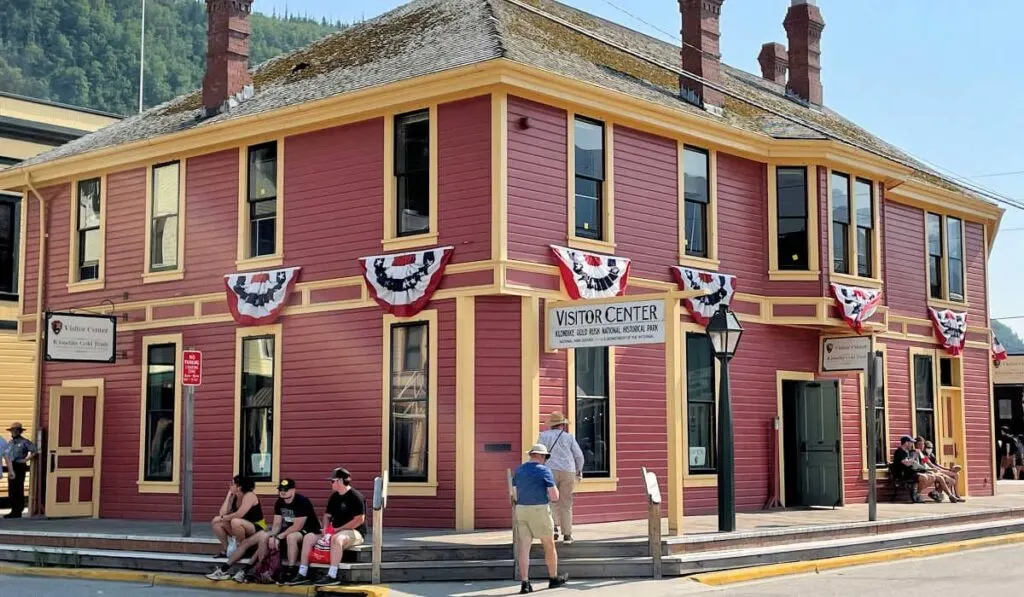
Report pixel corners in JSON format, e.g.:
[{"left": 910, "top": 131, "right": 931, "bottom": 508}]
[{"left": 371, "top": 470, "right": 388, "bottom": 585}]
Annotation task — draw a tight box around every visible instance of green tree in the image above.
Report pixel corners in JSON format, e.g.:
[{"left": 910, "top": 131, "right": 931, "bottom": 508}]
[{"left": 994, "top": 320, "right": 1024, "bottom": 355}]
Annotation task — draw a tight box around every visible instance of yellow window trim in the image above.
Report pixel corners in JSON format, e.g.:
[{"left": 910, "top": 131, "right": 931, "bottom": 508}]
[
  {"left": 826, "top": 168, "right": 883, "bottom": 287},
  {"left": 681, "top": 321, "right": 721, "bottom": 483},
  {"left": 491, "top": 93, "right": 509, "bottom": 264},
  {"left": 767, "top": 164, "right": 820, "bottom": 279},
  {"left": 232, "top": 323, "right": 283, "bottom": 496},
  {"left": 566, "top": 112, "right": 616, "bottom": 254},
  {"left": 137, "top": 333, "right": 183, "bottom": 494},
  {"left": 142, "top": 160, "right": 187, "bottom": 284},
  {"left": 236, "top": 140, "right": 285, "bottom": 270},
  {"left": 381, "top": 309, "right": 439, "bottom": 497},
  {"left": 678, "top": 143, "right": 719, "bottom": 269},
  {"left": 382, "top": 105, "right": 439, "bottom": 253},
  {"left": 924, "top": 211, "right": 969, "bottom": 308},
  {"left": 775, "top": 370, "right": 816, "bottom": 507},
  {"left": 858, "top": 342, "right": 890, "bottom": 475},
  {"left": 566, "top": 345, "right": 618, "bottom": 493},
  {"left": 908, "top": 346, "right": 939, "bottom": 441},
  {"left": 67, "top": 174, "right": 107, "bottom": 293}
]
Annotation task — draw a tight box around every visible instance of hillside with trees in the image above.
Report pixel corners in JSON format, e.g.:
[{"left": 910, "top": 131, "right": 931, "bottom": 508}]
[
  {"left": 0, "top": 0, "right": 342, "bottom": 116},
  {"left": 994, "top": 320, "right": 1024, "bottom": 355}
]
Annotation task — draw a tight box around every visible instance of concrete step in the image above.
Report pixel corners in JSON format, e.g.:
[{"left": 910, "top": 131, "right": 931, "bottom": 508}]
[{"left": 349, "top": 540, "right": 650, "bottom": 563}]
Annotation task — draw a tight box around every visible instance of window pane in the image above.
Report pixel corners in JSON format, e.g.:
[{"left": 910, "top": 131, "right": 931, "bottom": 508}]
[
  {"left": 151, "top": 215, "right": 178, "bottom": 269},
  {"left": 397, "top": 171, "right": 430, "bottom": 236},
  {"left": 249, "top": 215, "right": 276, "bottom": 257},
  {"left": 78, "top": 178, "right": 101, "bottom": 230},
  {"left": 575, "top": 347, "right": 608, "bottom": 399},
  {"left": 873, "top": 407, "right": 887, "bottom": 467},
  {"left": 948, "top": 258, "right": 964, "bottom": 301},
  {"left": 929, "top": 256, "right": 943, "bottom": 299},
  {"left": 0, "top": 198, "right": 15, "bottom": 295},
  {"left": 832, "top": 222, "right": 848, "bottom": 274},
  {"left": 855, "top": 178, "right": 873, "bottom": 229},
  {"left": 241, "top": 407, "right": 273, "bottom": 480},
  {"left": 575, "top": 177, "right": 602, "bottom": 239},
  {"left": 830, "top": 173, "right": 849, "bottom": 224},
  {"left": 778, "top": 218, "right": 808, "bottom": 270},
  {"left": 395, "top": 111, "right": 429, "bottom": 175},
  {"left": 916, "top": 412, "right": 935, "bottom": 447},
  {"left": 391, "top": 400, "right": 427, "bottom": 480},
  {"left": 683, "top": 146, "right": 709, "bottom": 205},
  {"left": 576, "top": 397, "right": 609, "bottom": 476},
  {"left": 152, "top": 162, "right": 179, "bottom": 217},
  {"left": 241, "top": 337, "right": 275, "bottom": 481},
  {"left": 247, "top": 143, "right": 277, "bottom": 201},
  {"left": 946, "top": 217, "right": 962, "bottom": 259},
  {"left": 686, "top": 333, "right": 716, "bottom": 473},
  {"left": 81, "top": 228, "right": 101, "bottom": 264},
  {"left": 776, "top": 167, "right": 807, "bottom": 218},
  {"left": 390, "top": 323, "right": 429, "bottom": 482},
  {"left": 574, "top": 118, "right": 604, "bottom": 180},
  {"left": 146, "top": 412, "right": 174, "bottom": 481},
  {"left": 685, "top": 200, "right": 707, "bottom": 258},
  {"left": 927, "top": 213, "right": 943, "bottom": 257},
  {"left": 145, "top": 343, "right": 176, "bottom": 482},
  {"left": 857, "top": 227, "right": 872, "bottom": 277},
  {"left": 913, "top": 355, "right": 933, "bottom": 409}
]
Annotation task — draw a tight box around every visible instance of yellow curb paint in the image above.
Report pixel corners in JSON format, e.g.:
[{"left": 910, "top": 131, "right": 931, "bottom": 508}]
[
  {"left": 153, "top": 573, "right": 310, "bottom": 594},
  {"left": 692, "top": 532, "right": 1024, "bottom": 587},
  {"left": 0, "top": 563, "right": 156, "bottom": 584}
]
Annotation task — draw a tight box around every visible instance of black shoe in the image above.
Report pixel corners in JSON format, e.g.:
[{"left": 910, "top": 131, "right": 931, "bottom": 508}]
[
  {"left": 275, "top": 568, "right": 296, "bottom": 585},
  {"left": 4, "top": 513, "right": 21, "bottom": 519},
  {"left": 285, "top": 573, "right": 312, "bottom": 586},
  {"left": 520, "top": 581, "right": 534, "bottom": 594},
  {"left": 553, "top": 526, "right": 559, "bottom": 541},
  {"left": 317, "top": 575, "right": 342, "bottom": 587},
  {"left": 548, "top": 574, "right": 568, "bottom": 589}
]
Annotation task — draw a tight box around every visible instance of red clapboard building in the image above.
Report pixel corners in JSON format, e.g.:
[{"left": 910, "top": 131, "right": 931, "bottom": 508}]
[{"left": 0, "top": 0, "right": 1004, "bottom": 532}]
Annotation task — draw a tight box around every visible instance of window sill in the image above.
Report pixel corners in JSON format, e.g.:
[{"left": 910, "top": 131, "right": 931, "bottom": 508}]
[
  {"left": 678, "top": 255, "right": 720, "bottom": 271},
  {"left": 254, "top": 482, "right": 282, "bottom": 496},
  {"left": 576, "top": 477, "right": 617, "bottom": 493},
  {"left": 861, "top": 469, "right": 890, "bottom": 481},
  {"left": 829, "top": 272, "right": 882, "bottom": 290},
  {"left": 381, "top": 233, "right": 439, "bottom": 253},
  {"left": 388, "top": 482, "right": 438, "bottom": 497},
  {"left": 67, "top": 280, "right": 105, "bottom": 294},
  {"left": 927, "top": 297, "right": 969, "bottom": 311},
  {"left": 683, "top": 474, "right": 717, "bottom": 488},
  {"left": 235, "top": 254, "right": 284, "bottom": 271},
  {"left": 138, "top": 481, "right": 180, "bottom": 494},
  {"left": 769, "top": 269, "right": 820, "bottom": 282},
  {"left": 567, "top": 236, "right": 616, "bottom": 255},
  {"left": 143, "top": 270, "right": 185, "bottom": 284}
]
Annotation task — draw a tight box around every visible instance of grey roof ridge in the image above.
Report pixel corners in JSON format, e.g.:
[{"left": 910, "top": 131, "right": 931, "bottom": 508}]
[{"left": 483, "top": 0, "right": 509, "bottom": 57}]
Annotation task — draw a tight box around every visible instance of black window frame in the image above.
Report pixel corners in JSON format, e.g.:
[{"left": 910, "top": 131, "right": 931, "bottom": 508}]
[
  {"left": 776, "top": 166, "right": 809, "bottom": 271},
  {"left": 0, "top": 193, "right": 19, "bottom": 300},
  {"left": 394, "top": 110, "right": 431, "bottom": 238},
  {"left": 686, "top": 333, "right": 717, "bottom": 474},
  {"left": 830, "top": 172, "right": 850, "bottom": 275},
  {"left": 871, "top": 353, "right": 887, "bottom": 469},
  {"left": 149, "top": 161, "right": 180, "bottom": 272},
  {"left": 574, "top": 346, "right": 611, "bottom": 478},
  {"left": 76, "top": 178, "right": 102, "bottom": 282},
  {"left": 927, "top": 212, "right": 944, "bottom": 300},
  {"left": 239, "top": 335, "right": 276, "bottom": 483},
  {"left": 854, "top": 178, "right": 874, "bottom": 277},
  {"left": 573, "top": 116, "right": 605, "bottom": 241},
  {"left": 683, "top": 146, "right": 711, "bottom": 259},
  {"left": 914, "top": 354, "right": 935, "bottom": 446},
  {"left": 946, "top": 216, "right": 964, "bottom": 302},
  {"left": 389, "top": 321, "right": 430, "bottom": 483},
  {"left": 143, "top": 343, "right": 177, "bottom": 482},
  {"left": 246, "top": 142, "right": 278, "bottom": 258}
]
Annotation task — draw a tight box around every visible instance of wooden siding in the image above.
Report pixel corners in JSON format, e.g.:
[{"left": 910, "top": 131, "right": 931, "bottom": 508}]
[
  {"left": 963, "top": 346, "right": 993, "bottom": 496},
  {"left": 438, "top": 96, "right": 491, "bottom": 264},
  {"left": 716, "top": 154, "right": 767, "bottom": 287},
  {"left": 839, "top": 373, "right": 865, "bottom": 503},
  {"left": 965, "top": 222, "right": 987, "bottom": 324},
  {"left": 884, "top": 201, "right": 928, "bottom": 318},
  {"left": 538, "top": 299, "right": 566, "bottom": 418},
  {"left": 0, "top": 333, "right": 35, "bottom": 497},
  {"left": 507, "top": 97, "right": 567, "bottom": 263}
]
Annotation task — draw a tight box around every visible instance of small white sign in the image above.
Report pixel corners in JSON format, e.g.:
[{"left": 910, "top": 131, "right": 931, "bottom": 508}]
[
  {"left": 821, "top": 335, "right": 873, "bottom": 372},
  {"left": 44, "top": 312, "right": 117, "bottom": 363},
  {"left": 548, "top": 299, "right": 665, "bottom": 350},
  {"left": 688, "top": 447, "right": 707, "bottom": 468},
  {"left": 642, "top": 468, "right": 661, "bottom": 505}
]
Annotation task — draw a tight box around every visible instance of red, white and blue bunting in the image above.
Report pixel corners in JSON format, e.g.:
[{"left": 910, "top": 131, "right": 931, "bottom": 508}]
[
  {"left": 830, "top": 283, "right": 882, "bottom": 334},
  {"left": 993, "top": 336, "right": 1009, "bottom": 363},
  {"left": 360, "top": 246, "right": 454, "bottom": 317},
  {"left": 550, "top": 245, "right": 631, "bottom": 300},
  {"left": 671, "top": 266, "right": 737, "bottom": 327},
  {"left": 224, "top": 266, "right": 302, "bottom": 326},
  {"left": 929, "top": 307, "right": 968, "bottom": 356}
]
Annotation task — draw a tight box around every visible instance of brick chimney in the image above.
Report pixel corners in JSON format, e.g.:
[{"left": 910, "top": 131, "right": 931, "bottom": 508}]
[
  {"left": 679, "top": 0, "right": 725, "bottom": 111},
  {"left": 783, "top": 0, "right": 825, "bottom": 105},
  {"left": 202, "top": 0, "right": 254, "bottom": 115},
  {"left": 757, "top": 42, "right": 788, "bottom": 85}
]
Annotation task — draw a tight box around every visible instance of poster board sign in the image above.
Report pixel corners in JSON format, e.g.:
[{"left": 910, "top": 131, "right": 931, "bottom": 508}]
[
  {"left": 994, "top": 355, "right": 1024, "bottom": 385},
  {"left": 821, "top": 335, "right": 872, "bottom": 372},
  {"left": 44, "top": 312, "right": 117, "bottom": 363},
  {"left": 547, "top": 299, "right": 665, "bottom": 350},
  {"left": 182, "top": 351, "right": 202, "bottom": 386}
]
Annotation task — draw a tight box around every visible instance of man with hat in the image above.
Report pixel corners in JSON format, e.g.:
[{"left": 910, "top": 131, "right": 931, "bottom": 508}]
[
  {"left": 536, "top": 411, "right": 584, "bottom": 544},
  {"left": 512, "top": 443, "right": 568, "bottom": 593},
  {"left": 5, "top": 422, "right": 36, "bottom": 518}
]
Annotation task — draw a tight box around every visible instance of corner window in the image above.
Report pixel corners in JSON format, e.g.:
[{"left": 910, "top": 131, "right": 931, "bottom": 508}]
[
  {"left": 246, "top": 143, "right": 277, "bottom": 258},
  {"left": 913, "top": 354, "right": 935, "bottom": 446},
  {"left": 776, "top": 167, "right": 809, "bottom": 271},
  {"left": 830, "top": 172, "right": 850, "bottom": 275},
  {"left": 854, "top": 179, "right": 874, "bottom": 277},
  {"left": 0, "top": 193, "right": 19, "bottom": 299},
  {"left": 389, "top": 322, "right": 430, "bottom": 482},
  {"left": 686, "top": 333, "right": 716, "bottom": 474},
  {"left": 574, "top": 117, "right": 605, "bottom": 240},
  {"left": 683, "top": 146, "right": 710, "bottom": 258},
  {"left": 144, "top": 343, "right": 177, "bottom": 482},
  {"left": 395, "top": 110, "right": 430, "bottom": 238},
  {"left": 76, "top": 178, "right": 102, "bottom": 282},
  {"left": 574, "top": 346, "right": 610, "bottom": 478},
  {"left": 150, "top": 162, "right": 180, "bottom": 272},
  {"left": 927, "top": 213, "right": 943, "bottom": 300},
  {"left": 240, "top": 335, "right": 275, "bottom": 482},
  {"left": 927, "top": 212, "right": 965, "bottom": 303},
  {"left": 831, "top": 172, "right": 877, "bottom": 279}
]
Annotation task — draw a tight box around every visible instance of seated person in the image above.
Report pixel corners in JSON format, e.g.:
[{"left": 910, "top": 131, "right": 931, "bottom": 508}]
[
  {"left": 893, "top": 435, "right": 936, "bottom": 503},
  {"left": 210, "top": 475, "right": 266, "bottom": 558},
  {"left": 912, "top": 436, "right": 957, "bottom": 502},
  {"left": 921, "top": 440, "right": 964, "bottom": 503}
]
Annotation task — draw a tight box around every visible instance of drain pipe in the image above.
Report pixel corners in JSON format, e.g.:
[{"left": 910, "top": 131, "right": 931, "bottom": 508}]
[{"left": 23, "top": 173, "right": 48, "bottom": 517}]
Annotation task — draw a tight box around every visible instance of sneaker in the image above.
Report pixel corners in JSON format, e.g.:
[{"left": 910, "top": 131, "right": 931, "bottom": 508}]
[
  {"left": 285, "top": 573, "right": 312, "bottom": 586},
  {"left": 912, "top": 494, "right": 925, "bottom": 503},
  {"left": 553, "top": 526, "right": 560, "bottom": 541},
  {"left": 206, "top": 568, "right": 232, "bottom": 581},
  {"left": 232, "top": 570, "right": 248, "bottom": 583},
  {"left": 929, "top": 490, "right": 943, "bottom": 503},
  {"left": 563, "top": 535, "right": 574, "bottom": 545},
  {"left": 317, "top": 575, "right": 343, "bottom": 587},
  {"left": 548, "top": 574, "right": 568, "bottom": 589},
  {"left": 520, "top": 581, "right": 534, "bottom": 594}
]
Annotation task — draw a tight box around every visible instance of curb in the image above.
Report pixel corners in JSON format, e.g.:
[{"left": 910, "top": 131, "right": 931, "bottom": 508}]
[
  {"left": 690, "top": 532, "right": 1024, "bottom": 586},
  {"left": 0, "top": 563, "right": 389, "bottom": 597}
]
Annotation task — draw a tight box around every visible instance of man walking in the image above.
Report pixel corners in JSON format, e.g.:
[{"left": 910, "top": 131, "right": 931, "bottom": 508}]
[
  {"left": 512, "top": 443, "right": 568, "bottom": 594},
  {"left": 536, "top": 411, "right": 584, "bottom": 544},
  {"left": 5, "top": 423, "right": 36, "bottom": 518}
]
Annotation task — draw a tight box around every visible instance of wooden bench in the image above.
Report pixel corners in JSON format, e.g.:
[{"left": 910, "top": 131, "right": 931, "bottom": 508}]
[{"left": 888, "top": 462, "right": 916, "bottom": 502}]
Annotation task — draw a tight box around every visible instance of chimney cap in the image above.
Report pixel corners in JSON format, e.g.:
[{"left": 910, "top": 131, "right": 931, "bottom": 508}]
[{"left": 791, "top": 0, "right": 817, "bottom": 5}]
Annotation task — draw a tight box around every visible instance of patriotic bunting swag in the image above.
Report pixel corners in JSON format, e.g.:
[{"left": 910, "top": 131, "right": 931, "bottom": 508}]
[
  {"left": 550, "top": 245, "right": 631, "bottom": 300},
  {"left": 929, "top": 307, "right": 968, "bottom": 356},
  {"left": 224, "top": 266, "right": 301, "bottom": 326},
  {"left": 993, "top": 336, "right": 1009, "bottom": 364},
  {"left": 671, "top": 266, "right": 737, "bottom": 326},
  {"left": 360, "top": 246, "right": 454, "bottom": 317},
  {"left": 830, "top": 283, "right": 882, "bottom": 334}
]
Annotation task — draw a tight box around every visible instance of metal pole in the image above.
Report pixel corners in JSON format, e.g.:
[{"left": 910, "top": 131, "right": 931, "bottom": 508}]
[
  {"left": 139, "top": 0, "right": 146, "bottom": 113},
  {"left": 717, "top": 355, "right": 736, "bottom": 532},
  {"left": 866, "top": 350, "right": 879, "bottom": 522},
  {"left": 182, "top": 383, "right": 195, "bottom": 537}
]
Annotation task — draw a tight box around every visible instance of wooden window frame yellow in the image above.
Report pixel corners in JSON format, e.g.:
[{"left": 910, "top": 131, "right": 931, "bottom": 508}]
[
  {"left": 678, "top": 143, "right": 719, "bottom": 270},
  {"left": 137, "top": 333, "right": 183, "bottom": 494},
  {"left": 236, "top": 140, "right": 285, "bottom": 270},
  {"left": 57, "top": 378, "right": 106, "bottom": 519},
  {"left": 67, "top": 174, "right": 107, "bottom": 293},
  {"left": 767, "top": 163, "right": 820, "bottom": 281},
  {"left": 143, "top": 160, "right": 186, "bottom": 284},
  {"left": 924, "top": 211, "right": 969, "bottom": 310},
  {"left": 859, "top": 342, "right": 891, "bottom": 479},
  {"left": 908, "top": 347, "right": 940, "bottom": 443},
  {"left": 566, "top": 345, "right": 618, "bottom": 493},
  {"left": 233, "top": 324, "right": 283, "bottom": 496},
  {"left": 566, "top": 112, "right": 616, "bottom": 254},
  {"left": 681, "top": 321, "right": 721, "bottom": 488},
  {"left": 381, "top": 309, "right": 439, "bottom": 497},
  {"left": 382, "top": 106, "right": 439, "bottom": 253},
  {"left": 826, "top": 169, "right": 882, "bottom": 289}
]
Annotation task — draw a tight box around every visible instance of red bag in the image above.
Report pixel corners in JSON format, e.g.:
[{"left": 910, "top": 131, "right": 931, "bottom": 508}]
[{"left": 309, "top": 525, "right": 334, "bottom": 565}]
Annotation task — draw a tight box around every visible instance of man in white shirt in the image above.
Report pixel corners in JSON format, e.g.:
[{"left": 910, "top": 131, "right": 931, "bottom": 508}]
[{"left": 536, "top": 411, "right": 585, "bottom": 544}]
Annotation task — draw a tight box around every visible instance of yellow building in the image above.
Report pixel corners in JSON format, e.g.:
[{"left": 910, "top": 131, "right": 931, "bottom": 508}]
[{"left": 0, "top": 92, "right": 119, "bottom": 503}]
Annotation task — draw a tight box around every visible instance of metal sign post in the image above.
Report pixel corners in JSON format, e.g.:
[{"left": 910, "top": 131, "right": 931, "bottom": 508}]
[
  {"left": 181, "top": 350, "right": 202, "bottom": 538},
  {"left": 865, "top": 349, "right": 882, "bottom": 522}
]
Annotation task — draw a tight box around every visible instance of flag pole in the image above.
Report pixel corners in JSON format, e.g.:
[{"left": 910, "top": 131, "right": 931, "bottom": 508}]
[{"left": 139, "top": 0, "right": 146, "bottom": 114}]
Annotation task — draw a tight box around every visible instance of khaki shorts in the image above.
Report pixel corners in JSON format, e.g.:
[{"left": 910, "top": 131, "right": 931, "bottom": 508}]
[
  {"left": 515, "top": 505, "right": 554, "bottom": 543},
  {"left": 333, "top": 529, "right": 364, "bottom": 548}
]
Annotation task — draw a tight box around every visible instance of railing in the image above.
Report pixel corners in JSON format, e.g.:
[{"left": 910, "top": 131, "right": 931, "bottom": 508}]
[{"left": 371, "top": 471, "right": 389, "bottom": 585}]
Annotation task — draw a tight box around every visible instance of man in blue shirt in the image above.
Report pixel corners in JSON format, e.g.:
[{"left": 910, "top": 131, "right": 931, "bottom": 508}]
[{"left": 512, "top": 443, "right": 568, "bottom": 594}]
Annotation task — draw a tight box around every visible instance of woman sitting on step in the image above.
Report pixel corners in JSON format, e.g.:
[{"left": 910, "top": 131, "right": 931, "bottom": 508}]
[{"left": 211, "top": 475, "right": 267, "bottom": 558}]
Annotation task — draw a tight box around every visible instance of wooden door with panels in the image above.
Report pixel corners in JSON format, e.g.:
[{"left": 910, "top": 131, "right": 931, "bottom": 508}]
[
  {"left": 45, "top": 385, "right": 103, "bottom": 518},
  {"left": 936, "top": 357, "right": 967, "bottom": 496}
]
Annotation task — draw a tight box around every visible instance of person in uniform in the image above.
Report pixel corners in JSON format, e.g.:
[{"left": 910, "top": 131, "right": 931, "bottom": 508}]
[{"left": 5, "top": 423, "right": 36, "bottom": 518}]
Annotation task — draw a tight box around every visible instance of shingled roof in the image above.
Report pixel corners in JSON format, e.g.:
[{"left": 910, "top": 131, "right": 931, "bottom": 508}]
[{"left": 7, "top": 0, "right": 989, "bottom": 200}]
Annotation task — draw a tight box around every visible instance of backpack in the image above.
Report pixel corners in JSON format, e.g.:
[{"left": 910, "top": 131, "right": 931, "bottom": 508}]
[{"left": 246, "top": 543, "right": 281, "bottom": 584}]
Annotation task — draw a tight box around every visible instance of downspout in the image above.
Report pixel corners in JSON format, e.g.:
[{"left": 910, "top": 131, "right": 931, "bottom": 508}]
[{"left": 23, "top": 173, "right": 47, "bottom": 517}]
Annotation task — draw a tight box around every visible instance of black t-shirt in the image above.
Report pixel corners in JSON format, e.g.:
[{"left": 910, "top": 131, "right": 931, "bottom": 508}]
[
  {"left": 326, "top": 488, "right": 367, "bottom": 536},
  {"left": 274, "top": 494, "right": 321, "bottom": 534},
  {"left": 893, "top": 448, "right": 919, "bottom": 477}
]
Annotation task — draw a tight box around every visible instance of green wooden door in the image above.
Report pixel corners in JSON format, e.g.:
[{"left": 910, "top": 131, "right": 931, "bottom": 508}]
[{"left": 796, "top": 381, "right": 842, "bottom": 508}]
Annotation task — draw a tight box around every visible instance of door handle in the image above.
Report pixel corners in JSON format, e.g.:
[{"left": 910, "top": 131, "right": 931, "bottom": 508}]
[
  {"left": 49, "top": 452, "right": 56, "bottom": 473},
  {"left": 835, "top": 440, "right": 841, "bottom": 454},
  {"left": 800, "top": 441, "right": 807, "bottom": 453}
]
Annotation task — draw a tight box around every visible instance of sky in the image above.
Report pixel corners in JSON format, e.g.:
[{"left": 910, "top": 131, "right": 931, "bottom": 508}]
[{"left": 258, "top": 0, "right": 1024, "bottom": 336}]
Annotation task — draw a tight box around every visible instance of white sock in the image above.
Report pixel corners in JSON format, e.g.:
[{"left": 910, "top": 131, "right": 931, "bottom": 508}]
[
  {"left": 328, "top": 566, "right": 338, "bottom": 578},
  {"left": 298, "top": 565, "right": 308, "bottom": 576}
]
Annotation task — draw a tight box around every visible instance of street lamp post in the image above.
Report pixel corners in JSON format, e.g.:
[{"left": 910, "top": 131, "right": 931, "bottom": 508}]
[{"left": 705, "top": 304, "right": 744, "bottom": 532}]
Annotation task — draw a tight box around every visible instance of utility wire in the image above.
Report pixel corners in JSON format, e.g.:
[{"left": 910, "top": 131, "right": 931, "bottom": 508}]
[{"left": 969, "top": 170, "right": 1024, "bottom": 179}]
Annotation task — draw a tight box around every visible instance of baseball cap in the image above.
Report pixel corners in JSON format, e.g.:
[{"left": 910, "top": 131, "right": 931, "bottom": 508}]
[
  {"left": 899, "top": 435, "right": 914, "bottom": 444},
  {"left": 277, "top": 479, "right": 296, "bottom": 491},
  {"left": 326, "top": 467, "right": 352, "bottom": 482}
]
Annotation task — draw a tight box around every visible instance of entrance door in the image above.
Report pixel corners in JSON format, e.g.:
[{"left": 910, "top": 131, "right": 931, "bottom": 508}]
[
  {"left": 794, "top": 381, "right": 842, "bottom": 508},
  {"left": 938, "top": 387, "right": 967, "bottom": 496},
  {"left": 45, "top": 386, "right": 102, "bottom": 518}
]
